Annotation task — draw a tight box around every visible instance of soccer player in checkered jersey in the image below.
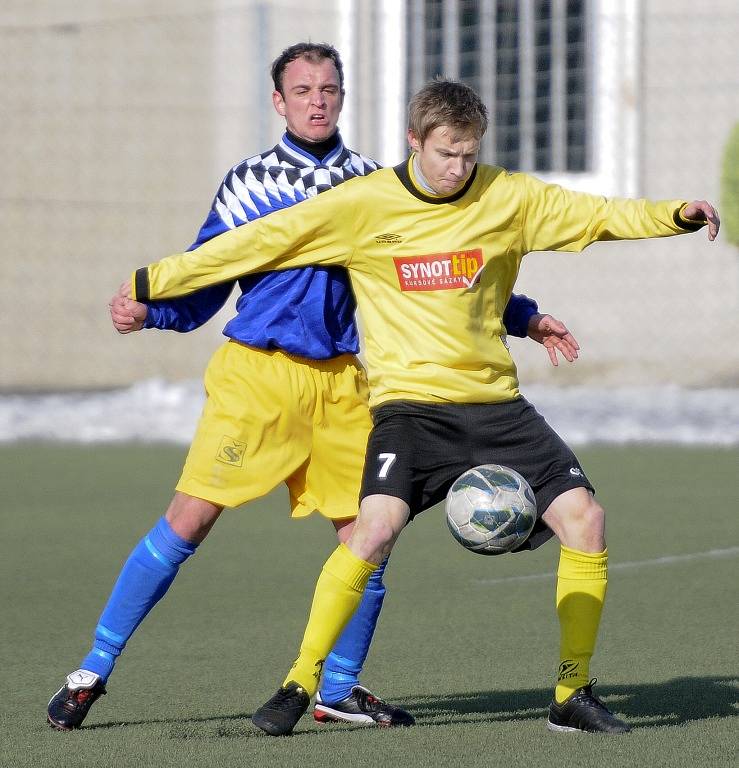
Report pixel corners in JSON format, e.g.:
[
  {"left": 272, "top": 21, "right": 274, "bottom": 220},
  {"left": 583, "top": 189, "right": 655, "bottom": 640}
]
[{"left": 48, "top": 47, "right": 579, "bottom": 731}]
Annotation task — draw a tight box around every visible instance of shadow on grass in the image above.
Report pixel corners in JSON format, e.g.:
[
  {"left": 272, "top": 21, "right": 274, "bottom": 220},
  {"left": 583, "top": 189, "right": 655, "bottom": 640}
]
[
  {"left": 399, "top": 675, "right": 738, "bottom": 729},
  {"left": 83, "top": 712, "right": 247, "bottom": 732},
  {"left": 83, "top": 675, "right": 736, "bottom": 736}
]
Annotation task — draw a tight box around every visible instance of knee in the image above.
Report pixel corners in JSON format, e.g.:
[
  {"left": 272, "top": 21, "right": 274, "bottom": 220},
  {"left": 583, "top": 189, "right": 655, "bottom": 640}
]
[
  {"left": 361, "top": 516, "right": 397, "bottom": 550},
  {"left": 569, "top": 495, "right": 605, "bottom": 533},
  {"left": 543, "top": 489, "right": 606, "bottom": 552},
  {"left": 349, "top": 518, "right": 397, "bottom": 563},
  {"left": 165, "top": 493, "right": 223, "bottom": 543}
]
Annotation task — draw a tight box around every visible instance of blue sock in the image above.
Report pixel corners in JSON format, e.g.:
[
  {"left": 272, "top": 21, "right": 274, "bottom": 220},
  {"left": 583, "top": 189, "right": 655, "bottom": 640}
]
[
  {"left": 319, "top": 557, "right": 388, "bottom": 703},
  {"left": 79, "top": 517, "right": 198, "bottom": 682}
]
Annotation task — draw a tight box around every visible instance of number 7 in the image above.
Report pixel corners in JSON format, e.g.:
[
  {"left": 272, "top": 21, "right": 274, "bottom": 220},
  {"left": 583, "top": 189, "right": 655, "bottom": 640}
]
[{"left": 377, "top": 452, "right": 396, "bottom": 479}]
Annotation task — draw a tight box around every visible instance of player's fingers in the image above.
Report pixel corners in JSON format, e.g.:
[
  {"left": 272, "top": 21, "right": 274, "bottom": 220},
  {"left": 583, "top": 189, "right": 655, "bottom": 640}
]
[
  {"left": 562, "top": 331, "right": 580, "bottom": 351},
  {"left": 110, "top": 311, "right": 134, "bottom": 327},
  {"left": 546, "top": 343, "right": 559, "bottom": 367},
  {"left": 707, "top": 207, "right": 720, "bottom": 241},
  {"left": 560, "top": 339, "right": 579, "bottom": 361},
  {"left": 551, "top": 340, "right": 572, "bottom": 362},
  {"left": 553, "top": 335, "right": 580, "bottom": 362}
]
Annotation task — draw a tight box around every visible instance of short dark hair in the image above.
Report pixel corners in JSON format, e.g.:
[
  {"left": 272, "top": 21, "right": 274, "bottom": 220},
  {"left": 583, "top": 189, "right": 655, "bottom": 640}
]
[
  {"left": 271, "top": 43, "right": 345, "bottom": 96},
  {"left": 408, "top": 78, "right": 488, "bottom": 144}
]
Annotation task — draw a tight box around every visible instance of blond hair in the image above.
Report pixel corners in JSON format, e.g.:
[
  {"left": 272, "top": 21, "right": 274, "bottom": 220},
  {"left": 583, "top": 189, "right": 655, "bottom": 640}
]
[{"left": 408, "top": 78, "right": 488, "bottom": 144}]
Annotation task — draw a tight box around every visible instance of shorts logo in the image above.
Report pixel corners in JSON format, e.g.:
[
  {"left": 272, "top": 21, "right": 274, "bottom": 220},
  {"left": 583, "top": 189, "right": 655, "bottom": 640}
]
[
  {"left": 393, "top": 249, "right": 484, "bottom": 291},
  {"left": 569, "top": 467, "right": 583, "bottom": 477},
  {"left": 216, "top": 436, "right": 246, "bottom": 467}
]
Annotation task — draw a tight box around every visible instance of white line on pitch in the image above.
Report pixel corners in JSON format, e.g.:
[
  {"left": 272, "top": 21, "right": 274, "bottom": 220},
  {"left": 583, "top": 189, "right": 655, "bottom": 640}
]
[{"left": 473, "top": 546, "right": 739, "bottom": 585}]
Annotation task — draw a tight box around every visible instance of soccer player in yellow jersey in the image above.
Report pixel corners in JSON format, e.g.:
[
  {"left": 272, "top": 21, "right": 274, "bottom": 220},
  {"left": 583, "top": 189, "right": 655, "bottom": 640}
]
[{"left": 126, "top": 79, "right": 719, "bottom": 736}]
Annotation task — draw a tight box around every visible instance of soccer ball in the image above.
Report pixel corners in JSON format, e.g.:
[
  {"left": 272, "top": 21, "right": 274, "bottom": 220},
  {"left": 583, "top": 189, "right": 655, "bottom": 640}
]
[{"left": 445, "top": 464, "right": 537, "bottom": 555}]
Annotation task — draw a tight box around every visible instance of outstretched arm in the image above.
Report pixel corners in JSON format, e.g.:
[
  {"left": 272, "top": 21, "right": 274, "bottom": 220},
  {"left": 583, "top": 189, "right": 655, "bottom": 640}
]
[
  {"left": 132, "top": 184, "right": 355, "bottom": 302},
  {"left": 519, "top": 172, "right": 721, "bottom": 253}
]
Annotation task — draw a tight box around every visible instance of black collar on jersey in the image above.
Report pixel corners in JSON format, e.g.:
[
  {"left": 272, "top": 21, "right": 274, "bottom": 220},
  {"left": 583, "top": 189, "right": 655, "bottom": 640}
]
[
  {"left": 393, "top": 156, "right": 478, "bottom": 204},
  {"left": 285, "top": 129, "right": 341, "bottom": 162}
]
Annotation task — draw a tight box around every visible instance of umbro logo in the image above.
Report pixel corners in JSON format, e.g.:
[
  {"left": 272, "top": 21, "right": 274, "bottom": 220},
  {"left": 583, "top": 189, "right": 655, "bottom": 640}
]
[{"left": 375, "top": 232, "right": 403, "bottom": 244}]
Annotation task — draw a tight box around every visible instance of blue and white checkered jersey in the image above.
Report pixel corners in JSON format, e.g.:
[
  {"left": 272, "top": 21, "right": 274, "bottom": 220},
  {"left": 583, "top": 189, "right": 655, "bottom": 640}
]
[
  {"left": 144, "top": 132, "right": 538, "bottom": 356},
  {"left": 143, "top": 132, "right": 380, "bottom": 359}
]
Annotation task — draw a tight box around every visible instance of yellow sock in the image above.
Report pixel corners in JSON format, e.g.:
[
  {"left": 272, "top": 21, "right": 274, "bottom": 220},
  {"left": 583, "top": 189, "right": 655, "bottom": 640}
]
[
  {"left": 554, "top": 545, "right": 608, "bottom": 704},
  {"left": 283, "top": 543, "right": 377, "bottom": 695}
]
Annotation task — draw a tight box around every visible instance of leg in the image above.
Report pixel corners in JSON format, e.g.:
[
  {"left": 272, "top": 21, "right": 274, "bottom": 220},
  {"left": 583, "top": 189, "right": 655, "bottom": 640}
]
[
  {"left": 252, "top": 495, "right": 409, "bottom": 736},
  {"left": 321, "top": 520, "right": 377, "bottom": 706},
  {"left": 323, "top": 518, "right": 382, "bottom": 707},
  {"left": 49, "top": 342, "right": 312, "bottom": 730},
  {"left": 542, "top": 487, "right": 607, "bottom": 699},
  {"left": 80, "top": 493, "right": 222, "bottom": 680},
  {"left": 47, "top": 493, "right": 221, "bottom": 730},
  {"left": 287, "top": 494, "right": 407, "bottom": 691},
  {"left": 542, "top": 488, "right": 629, "bottom": 733},
  {"left": 315, "top": 517, "right": 413, "bottom": 726}
]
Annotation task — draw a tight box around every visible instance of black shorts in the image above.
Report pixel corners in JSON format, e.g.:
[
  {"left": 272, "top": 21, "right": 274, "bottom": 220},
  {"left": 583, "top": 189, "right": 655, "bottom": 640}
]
[{"left": 360, "top": 397, "right": 594, "bottom": 551}]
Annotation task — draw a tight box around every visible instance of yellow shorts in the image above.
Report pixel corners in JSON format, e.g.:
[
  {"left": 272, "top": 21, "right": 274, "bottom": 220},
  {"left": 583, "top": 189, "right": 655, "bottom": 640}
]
[{"left": 176, "top": 341, "right": 372, "bottom": 518}]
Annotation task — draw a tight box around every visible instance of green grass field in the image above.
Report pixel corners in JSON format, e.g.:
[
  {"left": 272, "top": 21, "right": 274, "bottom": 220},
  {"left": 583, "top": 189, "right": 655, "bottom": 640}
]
[{"left": 1, "top": 443, "right": 737, "bottom": 767}]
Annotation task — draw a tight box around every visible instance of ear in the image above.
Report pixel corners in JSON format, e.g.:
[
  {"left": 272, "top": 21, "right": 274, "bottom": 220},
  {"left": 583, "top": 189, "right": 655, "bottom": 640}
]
[
  {"left": 407, "top": 129, "right": 421, "bottom": 153},
  {"left": 272, "top": 90, "right": 286, "bottom": 117}
]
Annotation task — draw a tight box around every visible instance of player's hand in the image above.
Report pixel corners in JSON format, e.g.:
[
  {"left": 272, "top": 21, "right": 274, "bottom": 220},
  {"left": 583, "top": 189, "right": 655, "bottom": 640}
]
[
  {"left": 109, "top": 293, "right": 147, "bottom": 334},
  {"left": 118, "top": 280, "right": 133, "bottom": 299},
  {"left": 682, "top": 200, "right": 720, "bottom": 241},
  {"left": 527, "top": 313, "right": 580, "bottom": 367}
]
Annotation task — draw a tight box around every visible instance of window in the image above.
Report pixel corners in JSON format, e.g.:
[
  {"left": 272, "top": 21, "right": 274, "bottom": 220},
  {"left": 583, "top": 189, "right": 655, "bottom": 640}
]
[{"left": 406, "top": 0, "right": 590, "bottom": 172}]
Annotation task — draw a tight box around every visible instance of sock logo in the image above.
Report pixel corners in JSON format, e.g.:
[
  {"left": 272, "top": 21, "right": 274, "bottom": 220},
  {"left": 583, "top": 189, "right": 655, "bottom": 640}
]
[
  {"left": 313, "top": 658, "right": 325, "bottom": 681},
  {"left": 558, "top": 660, "right": 580, "bottom": 680}
]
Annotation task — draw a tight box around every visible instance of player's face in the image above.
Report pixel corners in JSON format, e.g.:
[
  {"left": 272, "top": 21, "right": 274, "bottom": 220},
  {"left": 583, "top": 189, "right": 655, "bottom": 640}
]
[
  {"left": 408, "top": 126, "right": 480, "bottom": 195},
  {"left": 272, "top": 57, "right": 343, "bottom": 143}
]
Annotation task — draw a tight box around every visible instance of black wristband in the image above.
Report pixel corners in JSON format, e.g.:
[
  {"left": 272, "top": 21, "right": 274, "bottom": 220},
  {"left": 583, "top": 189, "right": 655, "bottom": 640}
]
[{"left": 134, "top": 267, "right": 150, "bottom": 301}]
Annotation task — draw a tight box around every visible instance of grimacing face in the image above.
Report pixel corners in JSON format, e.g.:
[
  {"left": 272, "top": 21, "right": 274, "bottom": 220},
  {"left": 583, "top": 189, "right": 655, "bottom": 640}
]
[
  {"left": 272, "top": 56, "right": 343, "bottom": 143},
  {"left": 408, "top": 126, "right": 480, "bottom": 195}
]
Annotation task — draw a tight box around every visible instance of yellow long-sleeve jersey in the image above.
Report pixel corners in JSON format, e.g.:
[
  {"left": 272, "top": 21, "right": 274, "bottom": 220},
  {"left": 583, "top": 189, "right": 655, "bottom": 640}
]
[{"left": 133, "top": 159, "right": 703, "bottom": 408}]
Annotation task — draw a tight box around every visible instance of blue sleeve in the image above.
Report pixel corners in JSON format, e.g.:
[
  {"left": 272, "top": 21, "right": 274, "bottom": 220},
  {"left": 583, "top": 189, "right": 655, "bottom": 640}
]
[
  {"left": 502, "top": 293, "right": 538, "bottom": 338},
  {"left": 143, "top": 282, "right": 235, "bottom": 332},
  {"left": 143, "top": 208, "right": 236, "bottom": 332}
]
